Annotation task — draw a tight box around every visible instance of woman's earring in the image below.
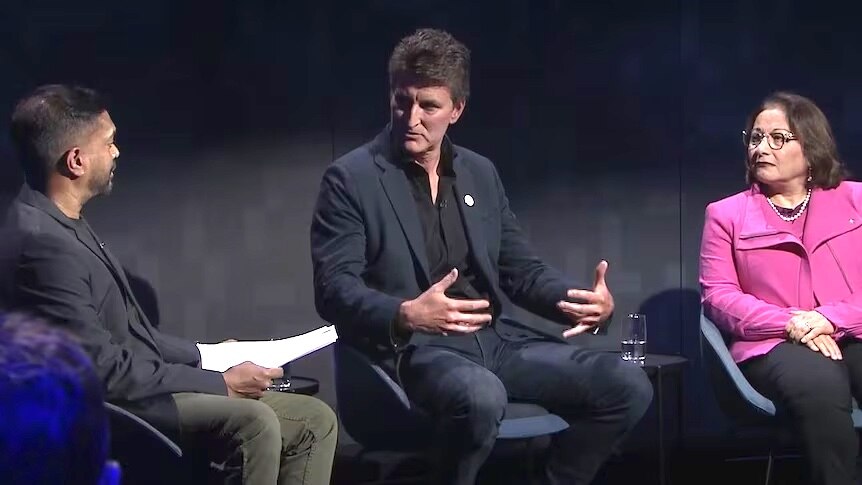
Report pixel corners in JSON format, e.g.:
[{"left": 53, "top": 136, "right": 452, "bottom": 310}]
[{"left": 807, "top": 166, "right": 813, "bottom": 182}]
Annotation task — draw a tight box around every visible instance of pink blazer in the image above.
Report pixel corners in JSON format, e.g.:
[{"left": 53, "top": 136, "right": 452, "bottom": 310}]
[{"left": 699, "top": 181, "right": 862, "bottom": 363}]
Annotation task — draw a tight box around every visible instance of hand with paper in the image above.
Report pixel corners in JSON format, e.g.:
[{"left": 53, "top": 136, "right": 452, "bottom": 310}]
[
  {"left": 197, "top": 325, "right": 338, "bottom": 373},
  {"left": 223, "top": 362, "right": 284, "bottom": 398}
]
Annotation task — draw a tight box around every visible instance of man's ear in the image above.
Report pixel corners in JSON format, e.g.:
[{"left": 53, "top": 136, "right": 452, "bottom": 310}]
[
  {"left": 449, "top": 99, "right": 466, "bottom": 125},
  {"left": 63, "top": 147, "right": 85, "bottom": 177}
]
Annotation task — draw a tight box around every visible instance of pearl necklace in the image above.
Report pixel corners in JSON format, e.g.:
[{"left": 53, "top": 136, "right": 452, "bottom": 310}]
[{"left": 767, "top": 188, "right": 812, "bottom": 222}]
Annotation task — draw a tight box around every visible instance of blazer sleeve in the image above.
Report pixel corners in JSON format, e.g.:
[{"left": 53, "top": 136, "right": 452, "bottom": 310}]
[
  {"left": 125, "top": 276, "right": 202, "bottom": 366},
  {"left": 699, "top": 203, "right": 796, "bottom": 339},
  {"left": 311, "top": 163, "right": 405, "bottom": 348},
  {"left": 491, "top": 164, "right": 581, "bottom": 325},
  {"left": 14, "top": 234, "right": 227, "bottom": 401},
  {"left": 150, "top": 330, "right": 202, "bottom": 366},
  {"left": 816, "top": 299, "right": 862, "bottom": 338}
]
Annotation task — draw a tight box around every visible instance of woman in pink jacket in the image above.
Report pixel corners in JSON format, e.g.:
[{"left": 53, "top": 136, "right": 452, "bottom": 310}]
[{"left": 700, "top": 91, "right": 862, "bottom": 485}]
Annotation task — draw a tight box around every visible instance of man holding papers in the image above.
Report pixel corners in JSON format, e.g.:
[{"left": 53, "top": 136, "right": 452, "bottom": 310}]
[{"left": 0, "top": 85, "right": 337, "bottom": 485}]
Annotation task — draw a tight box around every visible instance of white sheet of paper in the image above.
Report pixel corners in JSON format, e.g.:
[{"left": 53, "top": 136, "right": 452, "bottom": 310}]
[{"left": 196, "top": 325, "right": 338, "bottom": 372}]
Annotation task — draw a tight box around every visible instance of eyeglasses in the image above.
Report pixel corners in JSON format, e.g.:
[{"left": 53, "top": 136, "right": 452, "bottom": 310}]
[{"left": 742, "top": 130, "right": 798, "bottom": 150}]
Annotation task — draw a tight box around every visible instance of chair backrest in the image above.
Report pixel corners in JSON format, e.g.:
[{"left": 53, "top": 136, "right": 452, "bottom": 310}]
[
  {"left": 699, "top": 312, "right": 777, "bottom": 424},
  {"left": 333, "top": 342, "right": 434, "bottom": 451}
]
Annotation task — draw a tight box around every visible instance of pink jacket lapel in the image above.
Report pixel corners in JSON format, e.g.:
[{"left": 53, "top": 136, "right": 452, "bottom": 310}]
[{"left": 802, "top": 186, "right": 862, "bottom": 251}]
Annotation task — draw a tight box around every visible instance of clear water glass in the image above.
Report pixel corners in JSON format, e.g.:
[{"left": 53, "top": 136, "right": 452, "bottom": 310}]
[{"left": 621, "top": 313, "right": 646, "bottom": 363}]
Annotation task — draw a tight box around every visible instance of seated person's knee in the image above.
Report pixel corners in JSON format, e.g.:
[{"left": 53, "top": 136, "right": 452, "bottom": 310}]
[
  {"left": 236, "top": 400, "right": 282, "bottom": 445},
  {"left": 608, "top": 358, "right": 654, "bottom": 415},
  {"left": 297, "top": 395, "right": 338, "bottom": 439},
  {"left": 462, "top": 374, "right": 507, "bottom": 420}
]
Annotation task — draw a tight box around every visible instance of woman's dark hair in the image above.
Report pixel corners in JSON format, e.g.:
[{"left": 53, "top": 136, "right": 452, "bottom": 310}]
[{"left": 744, "top": 91, "right": 847, "bottom": 188}]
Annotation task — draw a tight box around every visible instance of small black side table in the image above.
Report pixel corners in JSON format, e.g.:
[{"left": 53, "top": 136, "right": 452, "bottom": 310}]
[
  {"left": 611, "top": 352, "right": 688, "bottom": 485},
  {"left": 270, "top": 376, "right": 320, "bottom": 396}
]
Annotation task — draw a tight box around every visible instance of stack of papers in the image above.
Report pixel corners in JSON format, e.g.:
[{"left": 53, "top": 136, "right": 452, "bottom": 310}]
[{"left": 197, "top": 325, "right": 338, "bottom": 372}]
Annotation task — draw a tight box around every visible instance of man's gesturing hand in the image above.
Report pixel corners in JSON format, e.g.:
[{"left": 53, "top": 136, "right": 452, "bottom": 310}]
[
  {"left": 397, "top": 268, "right": 492, "bottom": 336},
  {"left": 223, "top": 361, "right": 284, "bottom": 399},
  {"left": 558, "top": 260, "right": 615, "bottom": 338}
]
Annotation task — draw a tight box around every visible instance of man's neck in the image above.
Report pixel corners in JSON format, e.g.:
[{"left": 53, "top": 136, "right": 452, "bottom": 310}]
[
  {"left": 412, "top": 147, "right": 442, "bottom": 177},
  {"left": 46, "top": 180, "right": 88, "bottom": 219}
]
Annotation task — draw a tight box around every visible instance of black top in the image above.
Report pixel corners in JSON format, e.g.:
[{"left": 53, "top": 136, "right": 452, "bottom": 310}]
[
  {"left": 68, "top": 217, "right": 106, "bottom": 261},
  {"left": 400, "top": 140, "right": 490, "bottom": 301},
  {"left": 774, "top": 201, "right": 804, "bottom": 218}
]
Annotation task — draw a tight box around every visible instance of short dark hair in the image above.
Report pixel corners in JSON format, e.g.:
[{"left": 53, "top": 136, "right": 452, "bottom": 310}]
[
  {"left": 744, "top": 91, "right": 848, "bottom": 188},
  {"left": 0, "top": 312, "right": 108, "bottom": 484},
  {"left": 388, "top": 28, "right": 471, "bottom": 103},
  {"left": 9, "top": 85, "right": 108, "bottom": 190}
]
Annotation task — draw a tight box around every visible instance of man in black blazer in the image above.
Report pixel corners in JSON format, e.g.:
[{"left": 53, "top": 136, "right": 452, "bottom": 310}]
[
  {"left": 0, "top": 85, "right": 337, "bottom": 485},
  {"left": 311, "top": 29, "right": 653, "bottom": 485}
]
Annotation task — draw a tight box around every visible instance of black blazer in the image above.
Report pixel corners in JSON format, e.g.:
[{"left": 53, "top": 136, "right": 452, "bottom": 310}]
[
  {"left": 311, "top": 128, "right": 580, "bottom": 373},
  {"left": 0, "top": 186, "right": 226, "bottom": 436}
]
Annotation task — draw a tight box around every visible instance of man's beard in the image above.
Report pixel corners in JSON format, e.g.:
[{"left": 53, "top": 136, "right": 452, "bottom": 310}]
[{"left": 89, "top": 170, "right": 113, "bottom": 196}]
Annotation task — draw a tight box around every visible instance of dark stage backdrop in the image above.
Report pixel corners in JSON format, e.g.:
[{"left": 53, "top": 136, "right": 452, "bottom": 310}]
[{"left": 2, "top": 0, "right": 860, "bottom": 449}]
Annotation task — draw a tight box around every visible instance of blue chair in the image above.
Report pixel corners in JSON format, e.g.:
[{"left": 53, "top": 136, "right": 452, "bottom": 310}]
[
  {"left": 333, "top": 341, "right": 569, "bottom": 484},
  {"left": 699, "top": 311, "right": 862, "bottom": 484}
]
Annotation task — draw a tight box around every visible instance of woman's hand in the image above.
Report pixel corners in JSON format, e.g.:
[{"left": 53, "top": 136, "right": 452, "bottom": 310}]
[
  {"left": 796, "top": 310, "right": 835, "bottom": 340},
  {"left": 786, "top": 311, "right": 842, "bottom": 359},
  {"left": 805, "top": 334, "right": 843, "bottom": 360},
  {"left": 785, "top": 313, "right": 811, "bottom": 342},
  {"left": 786, "top": 310, "right": 835, "bottom": 342}
]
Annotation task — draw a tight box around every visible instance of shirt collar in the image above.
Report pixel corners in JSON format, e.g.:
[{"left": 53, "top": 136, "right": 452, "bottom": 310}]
[{"left": 391, "top": 133, "right": 456, "bottom": 178}]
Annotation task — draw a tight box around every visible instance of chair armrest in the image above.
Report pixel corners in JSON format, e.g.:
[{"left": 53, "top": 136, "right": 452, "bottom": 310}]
[
  {"left": 104, "top": 402, "right": 183, "bottom": 458},
  {"left": 700, "top": 313, "right": 776, "bottom": 418}
]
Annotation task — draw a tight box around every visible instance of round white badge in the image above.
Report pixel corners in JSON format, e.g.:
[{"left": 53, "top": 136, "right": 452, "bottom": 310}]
[{"left": 464, "top": 194, "right": 475, "bottom": 207}]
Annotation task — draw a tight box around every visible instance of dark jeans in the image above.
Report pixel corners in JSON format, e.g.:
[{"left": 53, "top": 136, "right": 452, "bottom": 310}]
[
  {"left": 399, "top": 330, "right": 654, "bottom": 485},
  {"left": 741, "top": 340, "right": 862, "bottom": 485}
]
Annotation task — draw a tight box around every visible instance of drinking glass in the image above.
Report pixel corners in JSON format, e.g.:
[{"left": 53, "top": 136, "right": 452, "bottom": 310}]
[{"left": 621, "top": 313, "right": 647, "bottom": 363}]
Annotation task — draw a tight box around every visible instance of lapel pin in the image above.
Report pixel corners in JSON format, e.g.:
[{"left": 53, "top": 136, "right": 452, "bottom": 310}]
[{"left": 464, "top": 194, "right": 475, "bottom": 207}]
